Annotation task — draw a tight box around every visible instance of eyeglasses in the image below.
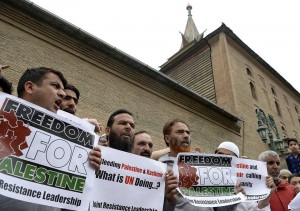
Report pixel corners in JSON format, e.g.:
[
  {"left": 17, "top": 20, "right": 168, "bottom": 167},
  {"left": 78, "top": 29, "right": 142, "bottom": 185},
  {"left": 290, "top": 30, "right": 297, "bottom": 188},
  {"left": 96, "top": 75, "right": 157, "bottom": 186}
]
[{"left": 63, "top": 95, "right": 78, "bottom": 104}]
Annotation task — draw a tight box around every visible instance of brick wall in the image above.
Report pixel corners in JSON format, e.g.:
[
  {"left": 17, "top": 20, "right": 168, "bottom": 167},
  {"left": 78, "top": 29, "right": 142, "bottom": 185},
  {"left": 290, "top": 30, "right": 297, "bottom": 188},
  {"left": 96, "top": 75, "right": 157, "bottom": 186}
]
[{"left": 0, "top": 2, "right": 241, "bottom": 153}]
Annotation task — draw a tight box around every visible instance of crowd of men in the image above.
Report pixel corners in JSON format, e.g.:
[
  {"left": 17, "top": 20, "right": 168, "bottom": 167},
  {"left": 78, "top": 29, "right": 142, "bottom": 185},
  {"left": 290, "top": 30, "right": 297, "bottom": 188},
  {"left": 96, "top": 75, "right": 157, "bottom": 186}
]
[{"left": 0, "top": 67, "right": 300, "bottom": 211}]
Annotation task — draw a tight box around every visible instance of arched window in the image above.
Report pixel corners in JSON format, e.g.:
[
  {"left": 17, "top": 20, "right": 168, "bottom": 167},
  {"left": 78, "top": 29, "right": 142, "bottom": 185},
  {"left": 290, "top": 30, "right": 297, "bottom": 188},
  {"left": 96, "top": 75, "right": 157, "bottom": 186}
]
[
  {"left": 275, "top": 101, "right": 281, "bottom": 116},
  {"left": 250, "top": 82, "right": 257, "bottom": 100},
  {"left": 271, "top": 87, "right": 276, "bottom": 96},
  {"left": 295, "top": 105, "right": 299, "bottom": 114},
  {"left": 246, "top": 67, "right": 252, "bottom": 77},
  {"left": 287, "top": 108, "right": 295, "bottom": 126}
]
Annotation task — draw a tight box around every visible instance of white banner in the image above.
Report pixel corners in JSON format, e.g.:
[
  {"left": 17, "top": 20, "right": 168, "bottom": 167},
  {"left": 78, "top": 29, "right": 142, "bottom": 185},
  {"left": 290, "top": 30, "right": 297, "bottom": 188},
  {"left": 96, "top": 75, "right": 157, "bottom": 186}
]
[
  {"left": 173, "top": 153, "right": 247, "bottom": 207},
  {"left": 90, "top": 146, "right": 167, "bottom": 211},
  {"left": 235, "top": 158, "right": 270, "bottom": 201},
  {"left": 289, "top": 193, "right": 300, "bottom": 211},
  {"left": 0, "top": 93, "right": 96, "bottom": 210}
]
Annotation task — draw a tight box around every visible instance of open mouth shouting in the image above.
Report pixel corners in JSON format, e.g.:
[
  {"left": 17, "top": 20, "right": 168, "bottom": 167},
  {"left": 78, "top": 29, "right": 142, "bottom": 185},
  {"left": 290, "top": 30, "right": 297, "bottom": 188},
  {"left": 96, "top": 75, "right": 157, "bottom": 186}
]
[{"left": 55, "top": 99, "right": 62, "bottom": 111}]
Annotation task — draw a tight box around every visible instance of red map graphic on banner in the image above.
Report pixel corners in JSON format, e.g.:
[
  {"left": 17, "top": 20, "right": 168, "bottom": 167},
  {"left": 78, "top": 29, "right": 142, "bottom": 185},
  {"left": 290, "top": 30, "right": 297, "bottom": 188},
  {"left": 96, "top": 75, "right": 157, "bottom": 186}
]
[
  {"left": 178, "top": 162, "right": 199, "bottom": 188},
  {"left": 0, "top": 110, "right": 31, "bottom": 159}
]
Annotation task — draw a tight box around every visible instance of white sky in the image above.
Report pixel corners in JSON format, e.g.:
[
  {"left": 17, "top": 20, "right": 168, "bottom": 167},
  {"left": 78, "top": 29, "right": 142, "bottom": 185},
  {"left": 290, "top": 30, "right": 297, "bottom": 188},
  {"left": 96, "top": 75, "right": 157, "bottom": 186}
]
[{"left": 30, "top": 0, "right": 300, "bottom": 93}]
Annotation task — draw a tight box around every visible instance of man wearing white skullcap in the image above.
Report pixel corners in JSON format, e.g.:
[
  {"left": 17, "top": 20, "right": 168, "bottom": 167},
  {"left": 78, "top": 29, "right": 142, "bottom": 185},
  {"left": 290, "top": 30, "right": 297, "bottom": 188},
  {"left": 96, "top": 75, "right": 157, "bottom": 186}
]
[
  {"left": 215, "top": 141, "right": 275, "bottom": 211},
  {"left": 279, "top": 169, "right": 292, "bottom": 184},
  {"left": 215, "top": 141, "right": 240, "bottom": 157}
]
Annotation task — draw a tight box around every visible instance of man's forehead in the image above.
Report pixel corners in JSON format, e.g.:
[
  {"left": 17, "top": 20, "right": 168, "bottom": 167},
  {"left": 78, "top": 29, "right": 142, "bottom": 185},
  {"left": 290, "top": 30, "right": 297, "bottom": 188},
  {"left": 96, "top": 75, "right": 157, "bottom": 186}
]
[
  {"left": 217, "top": 148, "right": 236, "bottom": 156},
  {"left": 135, "top": 133, "right": 152, "bottom": 142},
  {"left": 172, "top": 122, "right": 189, "bottom": 130},
  {"left": 114, "top": 113, "right": 134, "bottom": 122},
  {"left": 43, "top": 72, "right": 63, "bottom": 83},
  {"left": 65, "top": 89, "right": 77, "bottom": 98},
  {"left": 265, "top": 155, "right": 279, "bottom": 162}
]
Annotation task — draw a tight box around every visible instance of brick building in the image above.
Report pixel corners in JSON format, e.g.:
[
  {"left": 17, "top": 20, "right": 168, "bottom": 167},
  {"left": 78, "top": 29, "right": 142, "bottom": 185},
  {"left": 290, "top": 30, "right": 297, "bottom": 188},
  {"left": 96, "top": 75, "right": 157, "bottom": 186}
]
[
  {"left": 160, "top": 5, "right": 300, "bottom": 160},
  {"left": 0, "top": 0, "right": 242, "bottom": 153}
]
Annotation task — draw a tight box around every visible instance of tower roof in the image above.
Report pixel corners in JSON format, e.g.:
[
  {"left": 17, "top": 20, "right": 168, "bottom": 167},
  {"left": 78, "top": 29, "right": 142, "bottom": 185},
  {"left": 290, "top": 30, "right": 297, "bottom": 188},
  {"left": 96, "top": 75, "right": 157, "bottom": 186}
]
[{"left": 180, "top": 4, "right": 203, "bottom": 49}]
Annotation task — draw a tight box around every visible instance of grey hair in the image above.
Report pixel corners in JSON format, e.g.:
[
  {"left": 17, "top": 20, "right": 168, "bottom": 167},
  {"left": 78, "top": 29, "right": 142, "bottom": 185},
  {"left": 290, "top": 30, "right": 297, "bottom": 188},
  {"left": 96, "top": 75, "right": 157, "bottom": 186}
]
[{"left": 258, "top": 150, "right": 279, "bottom": 161}]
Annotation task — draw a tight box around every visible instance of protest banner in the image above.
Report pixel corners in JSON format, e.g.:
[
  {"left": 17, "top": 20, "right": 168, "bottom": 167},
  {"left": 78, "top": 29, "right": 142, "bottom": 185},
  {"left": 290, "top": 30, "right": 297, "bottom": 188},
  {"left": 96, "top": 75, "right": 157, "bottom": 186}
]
[
  {"left": 173, "top": 153, "right": 245, "bottom": 207},
  {"left": 288, "top": 192, "right": 300, "bottom": 211},
  {"left": 0, "top": 93, "right": 96, "bottom": 210},
  {"left": 90, "top": 146, "right": 167, "bottom": 211},
  {"left": 235, "top": 158, "right": 270, "bottom": 201}
]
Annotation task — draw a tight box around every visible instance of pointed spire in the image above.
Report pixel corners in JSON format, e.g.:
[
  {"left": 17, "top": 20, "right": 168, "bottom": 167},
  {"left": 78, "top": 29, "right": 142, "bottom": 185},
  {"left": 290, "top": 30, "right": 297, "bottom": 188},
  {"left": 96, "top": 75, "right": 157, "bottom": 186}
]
[
  {"left": 180, "top": 4, "right": 204, "bottom": 49},
  {"left": 187, "top": 4, "right": 192, "bottom": 16}
]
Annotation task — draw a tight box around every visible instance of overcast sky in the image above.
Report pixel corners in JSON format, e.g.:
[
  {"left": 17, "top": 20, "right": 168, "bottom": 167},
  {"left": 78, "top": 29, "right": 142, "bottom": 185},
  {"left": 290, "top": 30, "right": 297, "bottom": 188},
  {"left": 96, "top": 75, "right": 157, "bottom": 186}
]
[{"left": 30, "top": 0, "right": 300, "bottom": 93}]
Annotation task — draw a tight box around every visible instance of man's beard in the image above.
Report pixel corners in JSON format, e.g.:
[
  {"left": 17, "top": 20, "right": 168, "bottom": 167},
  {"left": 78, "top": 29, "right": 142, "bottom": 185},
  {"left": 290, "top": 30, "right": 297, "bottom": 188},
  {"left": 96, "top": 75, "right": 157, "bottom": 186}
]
[
  {"left": 109, "top": 130, "right": 132, "bottom": 152},
  {"left": 173, "top": 145, "right": 191, "bottom": 154},
  {"left": 170, "top": 139, "right": 191, "bottom": 154},
  {"left": 63, "top": 108, "right": 75, "bottom": 115}
]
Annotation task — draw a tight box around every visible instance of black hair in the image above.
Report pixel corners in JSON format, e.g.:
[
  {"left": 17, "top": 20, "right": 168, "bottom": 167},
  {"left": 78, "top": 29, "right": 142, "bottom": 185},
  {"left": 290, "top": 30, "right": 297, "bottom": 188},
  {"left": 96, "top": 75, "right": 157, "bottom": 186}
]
[
  {"left": 0, "top": 76, "right": 13, "bottom": 94},
  {"left": 106, "top": 109, "right": 134, "bottom": 127},
  {"left": 287, "top": 138, "right": 298, "bottom": 146},
  {"left": 17, "top": 67, "right": 67, "bottom": 97},
  {"left": 288, "top": 173, "right": 300, "bottom": 183},
  {"left": 64, "top": 84, "right": 80, "bottom": 100},
  {"left": 133, "top": 130, "right": 149, "bottom": 142}
]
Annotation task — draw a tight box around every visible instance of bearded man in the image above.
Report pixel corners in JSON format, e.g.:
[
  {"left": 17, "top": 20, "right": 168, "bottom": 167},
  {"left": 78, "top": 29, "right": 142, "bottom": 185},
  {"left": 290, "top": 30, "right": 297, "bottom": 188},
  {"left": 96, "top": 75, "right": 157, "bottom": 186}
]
[
  {"left": 158, "top": 119, "right": 241, "bottom": 211},
  {"left": 105, "top": 109, "right": 135, "bottom": 152},
  {"left": 104, "top": 110, "right": 178, "bottom": 210},
  {"left": 158, "top": 119, "right": 191, "bottom": 169}
]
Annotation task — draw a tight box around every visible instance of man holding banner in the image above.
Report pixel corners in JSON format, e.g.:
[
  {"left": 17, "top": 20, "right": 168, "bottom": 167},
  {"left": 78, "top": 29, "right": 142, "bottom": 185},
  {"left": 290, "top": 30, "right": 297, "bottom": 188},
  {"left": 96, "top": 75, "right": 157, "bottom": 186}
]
[
  {"left": 258, "top": 150, "right": 296, "bottom": 211},
  {"left": 215, "top": 142, "right": 276, "bottom": 211},
  {"left": 158, "top": 119, "right": 243, "bottom": 211},
  {"left": 89, "top": 109, "right": 178, "bottom": 210},
  {"left": 0, "top": 67, "right": 101, "bottom": 210}
]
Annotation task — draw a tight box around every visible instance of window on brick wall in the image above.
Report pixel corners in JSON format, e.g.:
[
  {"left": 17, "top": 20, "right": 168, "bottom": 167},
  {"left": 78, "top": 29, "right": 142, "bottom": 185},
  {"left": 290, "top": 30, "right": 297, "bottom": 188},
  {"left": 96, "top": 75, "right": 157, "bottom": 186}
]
[
  {"left": 280, "top": 122, "right": 287, "bottom": 137},
  {"left": 246, "top": 67, "right": 253, "bottom": 77},
  {"left": 271, "top": 86, "right": 277, "bottom": 96},
  {"left": 287, "top": 108, "right": 295, "bottom": 126},
  {"left": 250, "top": 82, "right": 257, "bottom": 100},
  {"left": 275, "top": 100, "right": 281, "bottom": 117}
]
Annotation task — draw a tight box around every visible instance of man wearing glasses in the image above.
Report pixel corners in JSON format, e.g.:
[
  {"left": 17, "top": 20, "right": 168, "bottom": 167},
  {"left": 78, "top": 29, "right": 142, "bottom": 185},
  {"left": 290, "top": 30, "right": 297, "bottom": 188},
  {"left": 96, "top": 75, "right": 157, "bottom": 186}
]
[
  {"left": 60, "top": 84, "right": 79, "bottom": 115},
  {"left": 60, "top": 84, "right": 102, "bottom": 133}
]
